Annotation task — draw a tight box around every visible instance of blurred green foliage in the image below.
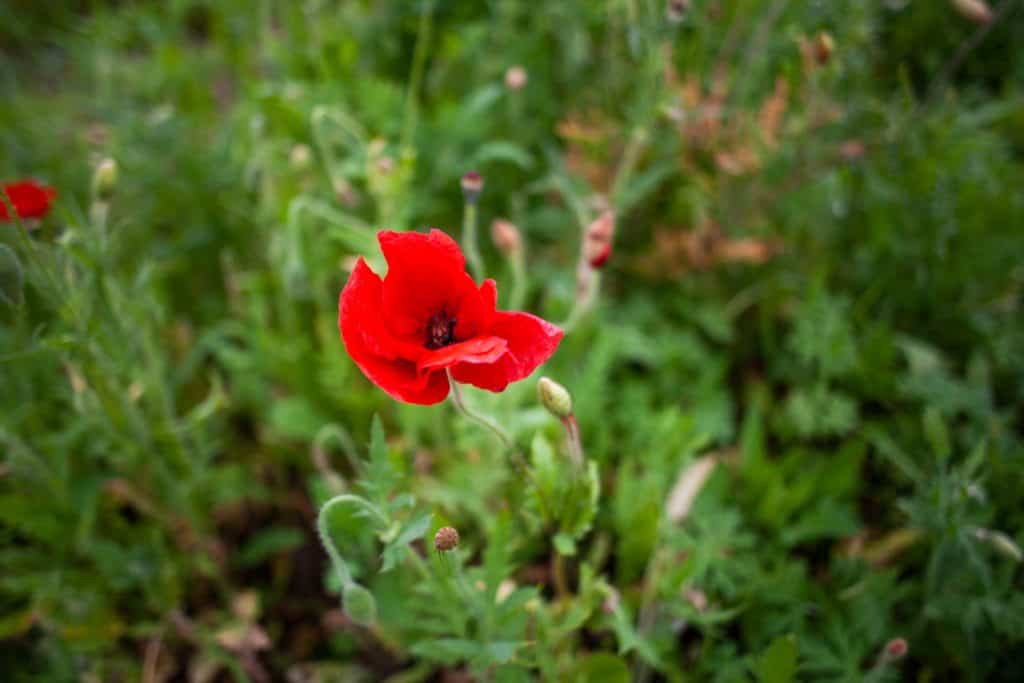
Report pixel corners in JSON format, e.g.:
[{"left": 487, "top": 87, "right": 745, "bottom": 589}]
[{"left": 2, "top": 1, "right": 1023, "bottom": 681}]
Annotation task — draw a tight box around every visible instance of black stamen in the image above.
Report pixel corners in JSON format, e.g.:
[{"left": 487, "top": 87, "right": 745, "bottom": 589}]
[{"left": 425, "top": 312, "right": 457, "bottom": 349}]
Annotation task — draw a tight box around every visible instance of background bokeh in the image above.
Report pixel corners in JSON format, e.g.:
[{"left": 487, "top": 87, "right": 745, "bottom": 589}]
[{"left": 2, "top": 1, "right": 1023, "bottom": 681}]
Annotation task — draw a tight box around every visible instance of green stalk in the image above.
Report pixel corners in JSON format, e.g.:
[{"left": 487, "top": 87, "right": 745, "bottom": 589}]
[
  {"left": 461, "top": 201, "right": 484, "bottom": 282},
  {"left": 446, "top": 370, "right": 511, "bottom": 449}
]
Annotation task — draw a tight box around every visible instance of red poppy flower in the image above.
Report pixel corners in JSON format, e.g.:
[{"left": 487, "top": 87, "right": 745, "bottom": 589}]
[
  {"left": 338, "top": 229, "right": 563, "bottom": 405},
  {"left": 0, "top": 181, "right": 57, "bottom": 222}
]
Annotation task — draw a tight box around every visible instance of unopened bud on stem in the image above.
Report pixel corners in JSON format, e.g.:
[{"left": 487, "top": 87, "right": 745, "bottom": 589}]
[
  {"left": 813, "top": 32, "right": 835, "bottom": 65},
  {"left": 538, "top": 377, "right": 573, "bottom": 419},
  {"left": 491, "top": 219, "right": 522, "bottom": 257},
  {"left": 583, "top": 210, "right": 615, "bottom": 268},
  {"left": 882, "top": 637, "right": 908, "bottom": 662},
  {"left": 92, "top": 158, "right": 118, "bottom": 201},
  {"left": 460, "top": 171, "right": 484, "bottom": 204},
  {"left": 290, "top": 144, "right": 312, "bottom": 172},
  {"left": 505, "top": 66, "right": 528, "bottom": 91},
  {"left": 666, "top": 0, "right": 690, "bottom": 23},
  {"left": 953, "top": 0, "right": 994, "bottom": 24}
]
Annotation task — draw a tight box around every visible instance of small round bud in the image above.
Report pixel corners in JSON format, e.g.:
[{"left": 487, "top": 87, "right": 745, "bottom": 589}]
[
  {"left": 491, "top": 219, "right": 522, "bottom": 257},
  {"left": 666, "top": 0, "right": 690, "bottom": 23},
  {"left": 460, "top": 171, "right": 484, "bottom": 204},
  {"left": 434, "top": 526, "right": 460, "bottom": 552},
  {"left": 92, "top": 158, "right": 118, "bottom": 200},
  {"left": 975, "top": 527, "right": 1023, "bottom": 562},
  {"left": 583, "top": 210, "right": 615, "bottom": 269},
  {"left": 290, "top": 144, "right": 312, "bottom": 171},
  {"left": 505, "top": 66, "right": 528, "bottom": 91},
  {"left": 953, "top": 0, "right": 994, "bottom": 25},
  {"left": 375, "top": 155, "right": 395, "bottom": 176},
  {"left": 813, "top": 32, "right": 835, "bottom": 65},
  {"left": 883, "top": 637, "right": 908, "bottom": 661},
  {"left": 538, "top": 377, "right": 573, "bottom": 419}
]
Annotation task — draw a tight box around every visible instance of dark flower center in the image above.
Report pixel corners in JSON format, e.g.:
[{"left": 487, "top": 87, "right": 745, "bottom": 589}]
[{"left": 425, "top": 311, "right": 457, "bottom": 349}]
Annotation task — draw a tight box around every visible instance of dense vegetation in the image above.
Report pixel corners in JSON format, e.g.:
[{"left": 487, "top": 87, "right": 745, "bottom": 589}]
[{"left": 2, "top": 1, "right": 1023, "bottom": 681}]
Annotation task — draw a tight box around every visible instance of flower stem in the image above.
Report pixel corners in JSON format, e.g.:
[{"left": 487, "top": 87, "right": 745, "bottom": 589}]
[
  {"left": 446, "top": 371, "right": 512, "bottom": 449},
  {"left": 561, "top": 414, "right": 585, "bottom": 467},
  {"left": 400, "top": 0, "right": 434, "bottom": 155},
  {"left": 461, "top": 201, "right": 483, "bottom": 282},
  {"left": 316, "top": 494, "right": 389, "bottom": 588},
  {"left": 508, "top": 248, "right": 527, "bottom": 311}
]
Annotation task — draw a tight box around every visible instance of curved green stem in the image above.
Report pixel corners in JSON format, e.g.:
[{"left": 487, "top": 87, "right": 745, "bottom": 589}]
[
  {"left": 316, "top": 494, "right": 389, "bottom": 588},
  {"left": 446, "top": 371, "right": 511, "bottom": 449}
]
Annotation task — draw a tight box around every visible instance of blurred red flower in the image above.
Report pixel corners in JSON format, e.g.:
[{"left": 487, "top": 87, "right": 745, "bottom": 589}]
[
  {"left": 339, "top": 229, "right": 563, "bottom": 405},
  {"left": 1, "top": 181, "right": 57, "bottom": 222}
]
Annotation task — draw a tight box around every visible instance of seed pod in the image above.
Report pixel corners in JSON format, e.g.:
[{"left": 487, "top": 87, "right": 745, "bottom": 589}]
[
  {"left": 538, "top": 377, "right": 573, "bottom": 419},
  {"left": 434, "top": 526, "right": 460, "bottom": 552}
]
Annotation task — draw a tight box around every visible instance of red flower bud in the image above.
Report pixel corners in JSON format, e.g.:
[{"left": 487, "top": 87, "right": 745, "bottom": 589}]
[
  {"left": 883, "top": 637, "right": 908, "bottom": 661},
  {"left": 583, "top": 210, "right": 615, "bottom": 268}
]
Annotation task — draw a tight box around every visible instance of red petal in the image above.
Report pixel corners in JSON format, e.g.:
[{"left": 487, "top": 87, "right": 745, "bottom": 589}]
[
  {"left": 450, "top": 312, "right": 563, "bottom": 392},
  {"left": 338, "top": 258, "right": 449, "bottom": 404},
  {"left": 379, "top": 229, "right": 491, "bottom": 342},
  {"left": 1, "top": 181, "right": 56, "bottom": 222},
  {"left": 417, "top": 336, "right": 507, "bottom": 374}
]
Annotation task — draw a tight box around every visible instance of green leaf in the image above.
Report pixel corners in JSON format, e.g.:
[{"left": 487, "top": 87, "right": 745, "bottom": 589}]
[
  {"left": 571, "top": 653, "right": 631, "bottom": 683},
  {"left": 0, "top": 244, "right": 24, "bottom": 308},
  {"left": 553, "top": 533, "right": 577, "bottom": 556},
  {"left": 754, "top": 634, "right": 798, "bottom": 683},
  {"left": 380, "top": 511, "right": 432, "bottom": 572},
  {"left": 923, "top": 406, "right": 951, "bottom": 463},
  {"left": 473, "top": 141, "right": 534, "bottom": 170},
  {"left": 237, "top": 526, "right": 305, "bottom": 567}
]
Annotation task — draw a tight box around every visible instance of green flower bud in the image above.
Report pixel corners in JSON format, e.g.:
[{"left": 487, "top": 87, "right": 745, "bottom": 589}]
[
  {"left": 92, "top": 158, "right": 118, "bottom": 201},
  {"left": 538, "top": 376, "right": 572, "bottom": 419},
  {"left": 342, "top": 582, "right": 377, "bottom": 625}
]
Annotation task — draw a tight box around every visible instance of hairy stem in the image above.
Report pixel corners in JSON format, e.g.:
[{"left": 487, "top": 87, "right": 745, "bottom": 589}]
[
  {"left": 562, "top": 414, "right": 585, "bottom": 467},
  {"left": 461, "top": 201, "right": 483, "bottom": 282},
  {"left": 446, "top": 371, "right": 512, "bottom": 449}
]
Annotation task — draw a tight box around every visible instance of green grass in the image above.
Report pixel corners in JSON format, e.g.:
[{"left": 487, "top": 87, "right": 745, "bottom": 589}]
[{"left": 2, "top": 1, "right": 1023, "bottom": 681}]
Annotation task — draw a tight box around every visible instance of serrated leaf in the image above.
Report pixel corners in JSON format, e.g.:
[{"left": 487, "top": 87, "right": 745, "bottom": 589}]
[
  {"left": 380, "top": 511, "right": 432, "bottom": 572},
  {"left": 237, "top": 526, "right": 305, "bottom": 567}
]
